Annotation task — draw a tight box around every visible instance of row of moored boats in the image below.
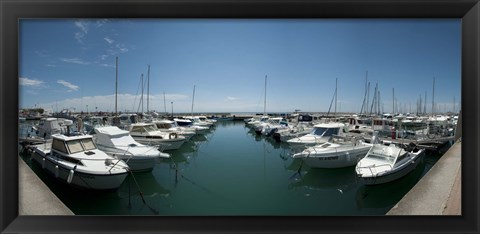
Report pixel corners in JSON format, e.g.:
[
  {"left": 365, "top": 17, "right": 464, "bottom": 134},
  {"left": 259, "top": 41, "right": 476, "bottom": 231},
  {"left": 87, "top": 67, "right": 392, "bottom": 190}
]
[
  {"left": 244, "top": 113, "right": 456, "bottom": 185},
  {"left": 22, "top": 115, "right": 217, "bottom": 190}
]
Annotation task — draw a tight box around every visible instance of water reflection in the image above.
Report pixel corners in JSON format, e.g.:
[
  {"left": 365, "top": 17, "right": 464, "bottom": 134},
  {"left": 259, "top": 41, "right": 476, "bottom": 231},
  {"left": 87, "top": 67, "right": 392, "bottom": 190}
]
[{"left": 288, "top": 167, "right": 358, "bottom": 195}]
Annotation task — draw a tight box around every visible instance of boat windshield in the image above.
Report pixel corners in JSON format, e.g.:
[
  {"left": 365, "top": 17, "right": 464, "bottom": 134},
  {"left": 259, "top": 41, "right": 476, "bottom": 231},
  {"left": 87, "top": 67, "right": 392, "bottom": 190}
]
[
  {"left": 311, "top": 127, "right": 339, "bottom": 137},
  {"left": 81, "top": 138, "right": 96, "bottom": 151},
  {"left": 66, "top": 140, "right": 84, "bottom": 154},
  {"left": 366, "top": 145, "right": 396, "bottom": 163},
  {"left": 144, "top": 125, "right": 157, "bottom": 132},
  {"left": 131, "top": 125, "right": 157, "bottom": 133}
]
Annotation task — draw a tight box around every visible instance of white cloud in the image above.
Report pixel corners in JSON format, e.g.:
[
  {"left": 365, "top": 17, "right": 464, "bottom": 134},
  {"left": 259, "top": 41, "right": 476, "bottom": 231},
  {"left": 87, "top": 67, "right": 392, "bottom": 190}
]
[
  {"left": 74, "top": 20, "right": 88, "bottom": 44},
  {"left": 225, "top": 96, "right": 239, "bottom": 102},
  {"left": 60, "top": 57, "right": 90, "bottom": 65},
  {"left": 99, "top": 63, "right": 115, "bottom": 68},
  {"left": 20, "top": 77, "right": 44, "bottom": 87},
  {"left": 35, "top": 50, "right": 49, "bottom": 57},
  {"left": 104, "top": 37, "right": 114, "bottom": 44},
  {"left": 74, "top": 20, "right": 88, "bottom": 34},
  {"left": 57, "top": 80, "right": 79, "bottom": 92},
  {"left": 95, "top": 19, "right": 109, "bottom": 28},
  {"left": 40, "top": 93, "right": 190, "bottom": 113},
  {"left": 74, "top": 32, "right": 85, "bottom": 43},
  {"left": 116, "top": 43, "right": 129, "bottom": 53}
]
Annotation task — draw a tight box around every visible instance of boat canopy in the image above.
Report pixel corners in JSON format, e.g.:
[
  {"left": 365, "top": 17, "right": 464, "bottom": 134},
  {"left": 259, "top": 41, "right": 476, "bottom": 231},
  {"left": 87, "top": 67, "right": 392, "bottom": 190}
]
[
  {"left": 95, "top": 126, "right": 140, "bottom": 148},
  {"left": 94, "top": 126, "right": 130, "bottom": 137}
]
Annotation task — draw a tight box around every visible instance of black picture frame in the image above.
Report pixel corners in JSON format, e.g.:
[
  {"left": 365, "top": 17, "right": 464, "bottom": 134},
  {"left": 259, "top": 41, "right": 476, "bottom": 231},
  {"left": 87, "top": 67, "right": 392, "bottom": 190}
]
[{"left": 1, "top": 0, "right": 478, "bottom": 233}]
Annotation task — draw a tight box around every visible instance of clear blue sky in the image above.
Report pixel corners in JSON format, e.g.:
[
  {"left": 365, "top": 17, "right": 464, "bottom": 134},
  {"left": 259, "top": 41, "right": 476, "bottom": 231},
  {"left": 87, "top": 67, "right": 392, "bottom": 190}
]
[{"left": 19, "top": 19, "right": 461, "bottom": 114}]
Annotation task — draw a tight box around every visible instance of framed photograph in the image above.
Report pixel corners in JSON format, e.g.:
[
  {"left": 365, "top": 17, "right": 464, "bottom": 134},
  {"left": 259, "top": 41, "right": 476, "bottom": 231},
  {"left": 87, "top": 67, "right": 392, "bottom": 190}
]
[{"left": 2, "top": 0, "right": 478, "bottom": 233}]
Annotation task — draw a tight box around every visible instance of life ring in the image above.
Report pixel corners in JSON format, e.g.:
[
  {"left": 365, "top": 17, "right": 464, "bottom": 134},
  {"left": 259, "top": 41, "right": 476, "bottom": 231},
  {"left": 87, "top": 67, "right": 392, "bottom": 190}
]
[{"left": 169, "top": 132, "right": 177, "bottom": 139}]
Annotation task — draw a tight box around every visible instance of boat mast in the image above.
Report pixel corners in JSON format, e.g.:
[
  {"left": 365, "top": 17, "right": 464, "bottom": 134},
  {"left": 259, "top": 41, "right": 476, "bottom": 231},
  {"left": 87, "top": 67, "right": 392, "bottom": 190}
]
[
  {"left": 147, "top": 65, "right": 150, "bottom": 113},
  {"left": 141, "top": 74, "right": 144, "bottom": 113},
  {"left": 115, "top": 56, "right": 118, "bottom": 114},
  {"left": 191, "top": 85, "right": 196, "bottom": 117},
  {"left": 432, "top": 76, "right": 435, "bottom": 116},
  {"left": 264, "top": 75, "right": 267, "bottom": 116},
  {"left": 424, "top": 91, "right": 427, "bottom": 115},
  {"left": 392, "top": 88, "right": 395, "bottom": 115},
  {"left": 360, "top": 71, "right": 368, "bottom": 115},
  {"left": 334, "top": 77, "right": 337, "bottom": 117},
  {"left": 163, "top": 91, "right": 167, "bottom": 115},
  {"left": 453, "top": 96, "right": 455, "bottom": 113}
]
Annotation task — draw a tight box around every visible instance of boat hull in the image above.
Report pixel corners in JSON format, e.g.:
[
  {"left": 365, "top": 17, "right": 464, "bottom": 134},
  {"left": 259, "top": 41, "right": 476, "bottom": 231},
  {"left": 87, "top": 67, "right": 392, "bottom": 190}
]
[
  {"left": 356, "top": 151, "right": 425, "bottom": 185},
  {"left": 299, "top": 146, "right": 371, "bottom": 169},
  {"left": 97, "top": 147, "right": 158, "bottom": 172},
  {"left": 31, "top": 152, "right": 128, "bottom": 190},
  {"left": 132, "top": 137, "right": 185, "bottom": 151}
]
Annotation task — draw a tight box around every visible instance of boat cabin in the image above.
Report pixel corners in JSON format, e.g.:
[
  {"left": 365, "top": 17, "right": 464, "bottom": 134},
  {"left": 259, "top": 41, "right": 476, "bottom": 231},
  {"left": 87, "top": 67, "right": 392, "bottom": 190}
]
[
  {"left": 51, "top": 134, "right": 98, "bottom": 165},
  {"left": 310, "top": 123, "right": 346, "bottom": 137}
]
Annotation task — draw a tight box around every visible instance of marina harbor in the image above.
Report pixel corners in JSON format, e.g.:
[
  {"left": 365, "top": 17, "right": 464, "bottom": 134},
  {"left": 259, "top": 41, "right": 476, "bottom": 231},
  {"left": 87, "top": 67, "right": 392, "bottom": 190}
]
[
  {"left": 18, "top": 109, "right": 461, "bottom": 215},
  {"left": 17, "top": 19, "right": 462, "bottom": 217}
]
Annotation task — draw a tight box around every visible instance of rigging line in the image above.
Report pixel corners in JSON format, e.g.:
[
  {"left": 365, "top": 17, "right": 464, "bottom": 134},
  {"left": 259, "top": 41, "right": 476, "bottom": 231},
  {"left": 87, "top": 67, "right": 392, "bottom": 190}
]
[{"left": 132, "top": 74, "right": 142, "bottom": 113}]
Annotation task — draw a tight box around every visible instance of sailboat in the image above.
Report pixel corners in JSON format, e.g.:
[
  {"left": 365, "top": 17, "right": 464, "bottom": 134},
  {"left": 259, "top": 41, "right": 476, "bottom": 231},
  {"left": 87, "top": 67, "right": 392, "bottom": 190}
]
[{"left": 246, "top": 75, "right": 270, "bottom": 129}]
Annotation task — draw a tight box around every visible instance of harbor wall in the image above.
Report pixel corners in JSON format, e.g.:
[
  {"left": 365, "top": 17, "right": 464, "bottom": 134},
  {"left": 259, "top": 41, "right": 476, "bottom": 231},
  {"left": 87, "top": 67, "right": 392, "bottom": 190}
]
[
  {"left": 386, "top": 140, "right": 461, "bottom": 215},
  {"left": 18, "top": 157, "right": 74, "bottom": 215}
]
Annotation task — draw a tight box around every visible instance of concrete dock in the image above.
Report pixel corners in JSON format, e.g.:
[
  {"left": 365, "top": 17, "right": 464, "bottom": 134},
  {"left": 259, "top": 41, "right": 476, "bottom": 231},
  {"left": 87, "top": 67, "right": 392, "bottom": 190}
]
[
  {"left": 387, "top": 140, "right": 461, "bottom": 215},
  {"left": 19, "top": 157, "right": 74, "bottom": 215}
]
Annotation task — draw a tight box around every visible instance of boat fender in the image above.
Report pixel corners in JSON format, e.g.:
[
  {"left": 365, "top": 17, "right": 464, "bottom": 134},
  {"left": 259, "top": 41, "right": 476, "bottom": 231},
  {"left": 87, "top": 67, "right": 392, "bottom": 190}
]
[
  {"left": 346, "top": 152, "right": 350, "bottom": 161},
  {"left": 42, "top": 158, "right": 45, "bottom": 169},
  {"left": 54, "top": 165, "right": 59, "bottom": 178},
  {"left": 169, "top": 133, "right": 177, "bottom": 139},
  {"left": 67, "top": 166, "right": 76, "bottom": 184}
]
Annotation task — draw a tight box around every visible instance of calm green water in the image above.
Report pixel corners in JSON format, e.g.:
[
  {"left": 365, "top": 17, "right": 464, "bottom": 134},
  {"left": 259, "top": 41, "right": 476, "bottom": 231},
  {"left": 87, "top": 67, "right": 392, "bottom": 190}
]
[{"left": 19, "top": 120, "right": 448, "bottom": 216}]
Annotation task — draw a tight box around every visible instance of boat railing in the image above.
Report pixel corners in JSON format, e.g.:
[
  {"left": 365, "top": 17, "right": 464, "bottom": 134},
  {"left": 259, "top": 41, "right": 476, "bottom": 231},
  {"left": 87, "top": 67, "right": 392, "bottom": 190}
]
[
  {"left": 51, "top": 153, "right": 128, "bottom": 174},
  {"left": 357, "top": 163, "right": 393, "bottom": 177}
]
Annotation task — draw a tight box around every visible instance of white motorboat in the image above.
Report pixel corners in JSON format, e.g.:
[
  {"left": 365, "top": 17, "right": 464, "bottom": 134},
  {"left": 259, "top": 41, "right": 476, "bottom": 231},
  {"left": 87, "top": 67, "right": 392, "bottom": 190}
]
[
  {"left": 94, "top": 126, "right": 170, "bottom": 172},
  {"left": 355, "top": 142, "right": 425, "bottom": 185},
  {"left": 197, "top": 115, "right": 217, "bottom": 124},
  {"left": 34, "top": 117, "right": 71, "bottom": 139},
  {"left": 287, "top": 122, "right": 346, "bottom": 149},
  {"left": 84, "top": 116, "right": 108, "bottom": 133},
  {"left": 184, "top": 116, "right": 214, "bottom": 128},
  {"left": 128, "top": 123, "right": 186, "bottom": 151},
  {"left": 254, "top": 117, "right": 288, "bottom": 136},
  {"left": 173, "top": 118, "right": 209, "bottom": 134},
  {"left": 246, "top": 115, "right": 270, "bottom": 128},
  {"left": 152, "top": 119, "right": 196, "bottom": 140},
  {"left": 272, "top": 114, "right": 315, "bottom": 142},
  {"left": 31, "top": 134, "right": 129, "bottom": 190},
  {"left": 292, "top": 135, "right": 372, "bottom": 168}
]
